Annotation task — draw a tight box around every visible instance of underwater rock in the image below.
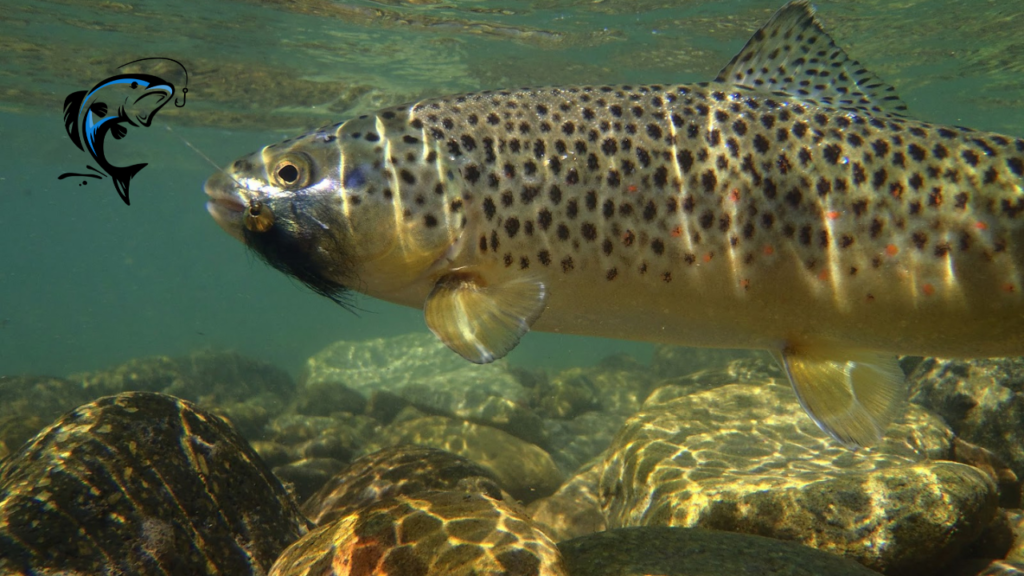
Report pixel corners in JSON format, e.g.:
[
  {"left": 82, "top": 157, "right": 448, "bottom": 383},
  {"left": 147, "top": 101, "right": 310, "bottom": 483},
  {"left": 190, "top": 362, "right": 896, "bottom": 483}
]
[
  {"left": 558, "top": 526, "right": 882, "bottom": 576},
  {"left": 291, "top": 379, "right": 367, "bottom": 417},
  {"left": 0, "top": 392, "right": 310, "bottom": 575},
  {"left": 538, "top": 358, "right": 654, "bottom": 418},
  {"left": 265, "top": 412, "right": 380, "bottom": 459},
  {"left": 273, "top": 458, "right": 348, "bottom": 504},
  {"left": 952, "top": 438, "right": 1021, "bottom": 508},
  {"left": 543, "top": 411, "right": 628, "bottom": 475},
  {"left": 909, "top": 357, "right": 1024, "bottom": 483},
  {"left": 74, "top": 350, "right": 295, "bottom": 403},
  {"left": 0, "top": 375, "right": 92, "bottom": 458},
  {"left": 650, "top": 345, "right": 770, "bottom": 380},
  {"left": 999, "top": 510, "right": 1024, "bottom": 569},
  {"left": 302, "top": 445, "right": 507, "bottom": 526},
  {"left": 372, "top": 415, "right": 564, "bottom": 503},
  {"left": 213, "top": 399, "right": 272, "bottom": 439},
  {"left": 599, "top": 376, "right": 996, "bottom": 575},
  {"left": 304, "top": 334, "right": 546, "bottom": 446},
  {"left": 252, "top": 440, "right": 294, "bottom": 468},
  {"left": 270, "top": 491, "right": 567, "bottom": 576},
  {"left": 527, "top": 460, "right": 606, "bottom": 542}
]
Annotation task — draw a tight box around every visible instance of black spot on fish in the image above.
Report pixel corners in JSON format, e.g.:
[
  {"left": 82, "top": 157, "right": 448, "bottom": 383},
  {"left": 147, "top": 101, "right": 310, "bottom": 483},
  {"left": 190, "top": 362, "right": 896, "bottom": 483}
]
[
  {"left": 654, "top": 166, "right": 668, "bottom": 187},
  {"left": 816, "top": 177, "right": 831, "bottom": 196},
  {"left": 538, "top": 208, "right": 553, "bottom": 230},
  {"left": 549, "top": 185, "right": 563, "bottom": 205},
  {"left": 962, "top": 149, "right": 980, "bottom": 167},
  {"left": 602, "top": 199, "right": 615, "bottom": 219},
  {"left": 753, "top": 134, "right": 770, "bottom": 154},
  {"left": 909, "top": 173, "right": 924, "bottom": 190},
  {"left": 676, "top": 150, "right": 693, "bottom": 173},
  {"left": 567, "top": 199, "right": 579, "bottom": 219},
  {"left": 505, "top": 217, "right": 520, "bottom": 238},
  {"left": 1008, "top": 157, "right": 1024, "bottom": 176},
  {"left": 822, "top": 144, "right": 842, "bottom": 165},
  {"left": 701, "top": 170, "right": 717, "bottom": 194}
]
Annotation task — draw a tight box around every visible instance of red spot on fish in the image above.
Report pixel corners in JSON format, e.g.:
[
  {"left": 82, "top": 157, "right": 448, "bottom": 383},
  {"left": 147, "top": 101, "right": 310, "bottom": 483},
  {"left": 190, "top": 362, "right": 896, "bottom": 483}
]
[
  {"left": 885, "top": 244, "right": 899, "bottom": 256},
  {"left": 922, "top": 283, "right": 935, "bottom": 296},
  {"left": 826, "top": 210, "right": 840, "bottom": 220},
  {"left": 974, "top": 221, "right": 989, "bottom": 231},
  {"left": 729, "top": 188, "right": 740, "bottom": 202}
]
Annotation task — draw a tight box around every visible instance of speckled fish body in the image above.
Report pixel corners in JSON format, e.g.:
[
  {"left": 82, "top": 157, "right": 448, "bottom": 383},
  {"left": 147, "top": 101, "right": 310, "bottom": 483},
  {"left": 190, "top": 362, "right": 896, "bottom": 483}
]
[{"left": 205, "top": 1, "right": 1024, "bottom": 448}]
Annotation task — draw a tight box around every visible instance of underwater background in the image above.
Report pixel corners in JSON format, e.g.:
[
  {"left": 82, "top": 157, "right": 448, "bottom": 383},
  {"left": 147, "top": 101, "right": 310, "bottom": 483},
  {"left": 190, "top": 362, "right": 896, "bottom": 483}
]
[
  {"left": 2, "top": 0, "right": 1023, "bottom": 378},
  {"left": 3, "top": 2, "right": 1024, "bottom": 575}
]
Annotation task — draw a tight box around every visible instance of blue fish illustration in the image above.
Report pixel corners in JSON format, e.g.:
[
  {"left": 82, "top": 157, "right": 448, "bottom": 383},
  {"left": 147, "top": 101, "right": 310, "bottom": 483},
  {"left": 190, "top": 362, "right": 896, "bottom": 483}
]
[{"left": 61, "top": 73, "right": 176, "bottom": 205}]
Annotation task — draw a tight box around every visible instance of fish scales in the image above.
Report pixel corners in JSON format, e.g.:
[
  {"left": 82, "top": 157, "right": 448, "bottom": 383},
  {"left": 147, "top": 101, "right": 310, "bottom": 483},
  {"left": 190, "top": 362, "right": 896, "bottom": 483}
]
[
  {"left": 384, "top": 82, "right": 1024, "bottom": 356},
  {"left": 205, "top": 0, "right": 1024, "bottom": 448}
]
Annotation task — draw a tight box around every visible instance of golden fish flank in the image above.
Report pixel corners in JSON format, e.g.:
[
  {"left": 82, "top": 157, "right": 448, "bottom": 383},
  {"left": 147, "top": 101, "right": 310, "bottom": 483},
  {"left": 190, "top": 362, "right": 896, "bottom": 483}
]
[{"left": 204, "top": 0, "right": 1024, "bottom": 449}]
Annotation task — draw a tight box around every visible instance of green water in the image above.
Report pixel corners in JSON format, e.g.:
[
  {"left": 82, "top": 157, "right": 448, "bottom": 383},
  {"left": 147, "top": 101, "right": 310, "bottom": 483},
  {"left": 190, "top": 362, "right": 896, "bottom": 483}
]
[{"left": 2, "top": 0, "right": 1022, "bottom": 378}]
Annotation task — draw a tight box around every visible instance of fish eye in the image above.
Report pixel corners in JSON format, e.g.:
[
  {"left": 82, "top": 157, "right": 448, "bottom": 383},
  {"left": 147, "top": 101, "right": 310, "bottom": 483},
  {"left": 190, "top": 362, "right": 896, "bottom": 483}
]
[
  {"left": 271, "top": 153, "right": 312, "bottom": 189},
  {"left": 244, "top": 199, "right": 275, "bottom": 233}
]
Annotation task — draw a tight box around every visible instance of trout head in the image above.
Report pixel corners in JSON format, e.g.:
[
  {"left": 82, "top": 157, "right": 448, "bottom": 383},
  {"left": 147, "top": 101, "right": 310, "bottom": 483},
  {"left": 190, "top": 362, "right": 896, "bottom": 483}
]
[{"left": 204, "top": 114, "right": 457, "bottom": 307}]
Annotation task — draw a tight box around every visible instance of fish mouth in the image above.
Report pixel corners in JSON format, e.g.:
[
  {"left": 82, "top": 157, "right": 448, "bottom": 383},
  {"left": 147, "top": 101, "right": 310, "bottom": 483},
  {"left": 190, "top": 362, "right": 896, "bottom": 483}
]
[{"left": 204, "top": 176, "right": 247, "bottom": 241}]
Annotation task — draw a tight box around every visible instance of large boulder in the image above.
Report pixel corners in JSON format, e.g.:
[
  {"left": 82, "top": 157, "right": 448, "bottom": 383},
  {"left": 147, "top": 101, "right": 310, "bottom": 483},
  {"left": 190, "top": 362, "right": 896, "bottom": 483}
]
[
  {"left": 302, "top": 445, "right": 507, "bottom": 526},
  {"left": 270, "top": 491, "right": 567, "bottom": 576},
  {"left": 910, "top": 357, "right": 1024, "bottom": 482},
  {"left": 372, "top": 415, "right": 564, "bottom": 503},
  {"left": 559, "top": 526, "right": 883, "bottom": 576},
  {"left": 0, "top": 392, "right": 310, "bottom": 575},
  {"left": 599, "top": 373, "right": 996, "bottom": 575}
]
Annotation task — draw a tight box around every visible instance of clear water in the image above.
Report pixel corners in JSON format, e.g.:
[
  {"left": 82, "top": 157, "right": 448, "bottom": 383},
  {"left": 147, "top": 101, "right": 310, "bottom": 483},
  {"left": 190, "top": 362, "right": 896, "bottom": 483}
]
[{"left": 2, "top": 0, "right": 1023, "bottom": 378}]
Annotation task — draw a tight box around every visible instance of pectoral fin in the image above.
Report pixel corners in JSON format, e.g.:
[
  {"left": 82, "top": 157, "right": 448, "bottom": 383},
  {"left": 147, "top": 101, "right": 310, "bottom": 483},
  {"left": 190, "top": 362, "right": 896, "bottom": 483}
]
[
  {"left": 424, "top": 271, "right": 547, "bottom": 364},
  {"left": 776, "top": 345, "right": 905, "bottom": 449}
]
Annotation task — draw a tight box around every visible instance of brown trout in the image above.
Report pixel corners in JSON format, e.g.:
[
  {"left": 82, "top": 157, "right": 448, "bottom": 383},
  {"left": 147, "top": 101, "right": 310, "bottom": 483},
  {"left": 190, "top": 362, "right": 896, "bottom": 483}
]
[{"left": 204, "top": 1, "right": 1024, "bottom": 448}]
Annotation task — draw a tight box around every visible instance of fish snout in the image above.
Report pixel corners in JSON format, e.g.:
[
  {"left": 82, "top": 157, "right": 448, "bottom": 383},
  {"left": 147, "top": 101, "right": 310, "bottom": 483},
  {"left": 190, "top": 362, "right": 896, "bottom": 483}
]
[{"left": 204, "top": 172, "right": 247, "bottom": 241}]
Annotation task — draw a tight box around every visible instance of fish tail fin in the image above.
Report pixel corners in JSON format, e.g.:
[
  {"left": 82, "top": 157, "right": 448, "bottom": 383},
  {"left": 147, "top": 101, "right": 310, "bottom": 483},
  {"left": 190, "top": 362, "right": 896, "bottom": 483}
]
[
  {"left": 111, "top": 163, "right": 147, "bottom": 206},
  {"left": 63, "top": 91, "right": 87, "bottom": 150}
]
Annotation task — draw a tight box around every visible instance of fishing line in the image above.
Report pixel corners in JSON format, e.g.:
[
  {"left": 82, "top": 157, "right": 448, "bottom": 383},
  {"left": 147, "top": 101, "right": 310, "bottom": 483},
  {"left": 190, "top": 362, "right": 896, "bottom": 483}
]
[{"left": 164, "top": 125, "right": 245, "bottom": 188}]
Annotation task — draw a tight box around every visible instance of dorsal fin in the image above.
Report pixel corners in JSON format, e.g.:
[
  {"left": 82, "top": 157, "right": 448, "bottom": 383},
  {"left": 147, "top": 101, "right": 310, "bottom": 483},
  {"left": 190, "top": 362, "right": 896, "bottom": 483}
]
[{"left": 716, "top": 0, "right": 908, "bottom": 117}]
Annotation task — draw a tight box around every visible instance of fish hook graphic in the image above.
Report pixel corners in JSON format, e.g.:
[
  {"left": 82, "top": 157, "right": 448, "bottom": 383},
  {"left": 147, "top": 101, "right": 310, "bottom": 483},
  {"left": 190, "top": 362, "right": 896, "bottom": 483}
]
[{"left": 118, "top": 57, "right": 189, "bottom": 108}]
